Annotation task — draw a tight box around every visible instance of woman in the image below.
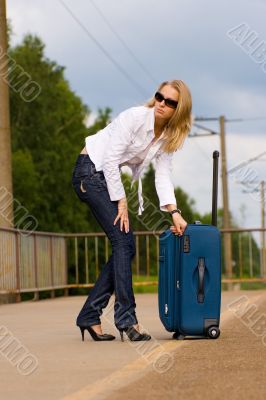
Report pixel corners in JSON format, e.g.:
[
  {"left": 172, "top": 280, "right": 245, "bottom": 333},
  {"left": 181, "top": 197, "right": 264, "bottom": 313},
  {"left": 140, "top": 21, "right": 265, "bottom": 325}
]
[{"left": 72, "top": 79, "right": 192, "bottom": 342}]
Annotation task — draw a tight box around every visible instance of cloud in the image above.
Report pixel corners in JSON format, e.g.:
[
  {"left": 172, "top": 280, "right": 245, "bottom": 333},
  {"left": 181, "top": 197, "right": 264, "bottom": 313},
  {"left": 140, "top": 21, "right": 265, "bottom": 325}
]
[
  {"left": 7, "top": 0, "right": 266, "bottom": 117},
  {"left": 6, "top": 0, "right": 265, "bottom": 230}
]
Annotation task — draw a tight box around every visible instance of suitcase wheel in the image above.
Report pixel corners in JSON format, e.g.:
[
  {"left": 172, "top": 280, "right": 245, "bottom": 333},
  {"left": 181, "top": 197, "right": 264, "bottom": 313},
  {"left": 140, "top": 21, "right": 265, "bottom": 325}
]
[
  {"left": 173, "top": 332, "right": 185, "bottom": 340},
  {"left": 207, "top": 326, "right": 220, "bottom": 339}
]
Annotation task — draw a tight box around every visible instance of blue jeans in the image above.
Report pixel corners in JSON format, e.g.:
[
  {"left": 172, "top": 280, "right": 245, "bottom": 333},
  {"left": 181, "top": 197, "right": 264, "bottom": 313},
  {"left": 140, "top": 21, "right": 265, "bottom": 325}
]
[{"left": 71, "top": 154, "right": 138, "bottom": 330}]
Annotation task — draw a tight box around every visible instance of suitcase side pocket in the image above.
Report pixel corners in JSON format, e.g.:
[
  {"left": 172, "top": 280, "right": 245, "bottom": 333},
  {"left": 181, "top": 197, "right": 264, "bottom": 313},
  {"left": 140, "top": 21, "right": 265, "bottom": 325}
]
[
  {"left": 159, "top": 246, "right": 169, "bottom": 316},
  {"left": 159, "top": 245, "right": 173, "bottom": 332}
]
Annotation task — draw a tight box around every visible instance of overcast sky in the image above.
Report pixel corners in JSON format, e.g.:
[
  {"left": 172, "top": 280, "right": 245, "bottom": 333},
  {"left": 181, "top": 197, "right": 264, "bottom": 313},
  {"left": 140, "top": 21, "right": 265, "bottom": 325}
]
[{"left": 7, "top": 0, "right": 266, "bottom": 231}]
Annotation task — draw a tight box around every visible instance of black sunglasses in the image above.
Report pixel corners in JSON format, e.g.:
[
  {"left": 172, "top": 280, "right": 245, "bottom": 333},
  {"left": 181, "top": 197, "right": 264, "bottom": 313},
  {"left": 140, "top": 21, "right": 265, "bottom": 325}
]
[{"left": 154, "top": 91, "right": 178, "bottom": 109}]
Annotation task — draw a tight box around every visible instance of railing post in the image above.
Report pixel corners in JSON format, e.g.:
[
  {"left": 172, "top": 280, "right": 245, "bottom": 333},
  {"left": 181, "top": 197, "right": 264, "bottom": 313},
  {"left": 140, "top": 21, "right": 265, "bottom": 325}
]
[
  {"left": 248, "top": 234, "right": 253, "bottom": 278},
  {"left": 105, "top": 236, "right": 109, "bottom": 263},
  {"left": 238, "top": 233, "right": 243, "bottom": 279},
  {"left": 136, "top": 235, "right": 139, "bottom": 278},
  {"left": 33, "top": 234, "right": 39, "bottom": 300},
  {"left": 85, "top": 236, "right": 89, "bottom": 284},
  {"left": 146, "top": 235, "right": 150, "bottom": 277},
  {"left": 49, "top": 236, "right": 55, "bottom": 298},
  {"left": 15, "top": 232, "right": 21, "bottom": 303},
  {"left": 95, "top": 236, "right": 99, "bottom": 278},
  {"left": 64, "top": 237, "right": 69, "bottom": 297},
  {"left": 74, "top": 237, "right": 79, "bottom": 284}
]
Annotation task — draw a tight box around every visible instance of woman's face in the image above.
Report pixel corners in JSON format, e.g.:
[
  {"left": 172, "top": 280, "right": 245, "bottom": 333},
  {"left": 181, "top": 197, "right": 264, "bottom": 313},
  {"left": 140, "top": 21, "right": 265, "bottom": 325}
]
[{"left": 154, "top": 84, "right": 179, "bottom": 122}]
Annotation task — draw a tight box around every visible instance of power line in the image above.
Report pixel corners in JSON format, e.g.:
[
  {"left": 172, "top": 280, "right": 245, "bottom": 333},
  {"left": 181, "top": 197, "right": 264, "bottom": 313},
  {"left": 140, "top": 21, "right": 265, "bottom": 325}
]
[
  {"left": 192, "top": 122, "right": 219, "bottom": 135},
  {"left": 225, "top": 117, "right": 266, "bottom": 123},
  {"left": 89, "top": 0, "right": 158, "bottom": 85},
  {"left": 195, "top": 116, "right": 266, "bottom": 123},
  {"left": 189, "top": 136, "right": 211, "bottom": 161},
  {"left": 189, "top": 132, "right": 216, "bottom": 137},
  {"left": 228, "top": 151, "right": 266, "bottom": 174},
  {"left": 58, "top": 0, "right": 149, "bottom": 98},
  {"left": 194, "top": 117, "right": 219, "bottom": 121}
]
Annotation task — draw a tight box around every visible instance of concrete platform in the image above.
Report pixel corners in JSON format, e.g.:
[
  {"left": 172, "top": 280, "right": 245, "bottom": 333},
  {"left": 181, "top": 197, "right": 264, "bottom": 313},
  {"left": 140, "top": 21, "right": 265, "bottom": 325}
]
[{"left": 0, "top": 290, "right": 266, "bottom": 400}]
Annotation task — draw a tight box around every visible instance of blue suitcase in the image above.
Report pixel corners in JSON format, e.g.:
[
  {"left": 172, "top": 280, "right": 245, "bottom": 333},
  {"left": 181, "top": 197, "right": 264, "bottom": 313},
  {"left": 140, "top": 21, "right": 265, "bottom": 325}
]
[{"left": 158, "top": 151, "right": 221, "bottom": 339}]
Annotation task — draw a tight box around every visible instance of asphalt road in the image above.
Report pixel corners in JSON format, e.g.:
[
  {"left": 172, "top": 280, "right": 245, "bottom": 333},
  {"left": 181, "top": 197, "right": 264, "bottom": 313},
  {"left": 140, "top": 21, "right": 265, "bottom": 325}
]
[
  {"left": 0, "top": 290, "right": 266, "bottom": 400},
  {"left": 106, "top": 291, "right": 266, "bottom": 400}
]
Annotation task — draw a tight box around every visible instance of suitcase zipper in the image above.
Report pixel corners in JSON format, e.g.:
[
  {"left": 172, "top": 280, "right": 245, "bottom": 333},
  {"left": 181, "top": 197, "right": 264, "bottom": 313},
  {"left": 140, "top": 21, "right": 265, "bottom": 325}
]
[
  {"left": 174, "top": 236, "right": 182, "bottom": 328},
  {"left": 164, "top": 245, "right": 169, "bottom": 316}
]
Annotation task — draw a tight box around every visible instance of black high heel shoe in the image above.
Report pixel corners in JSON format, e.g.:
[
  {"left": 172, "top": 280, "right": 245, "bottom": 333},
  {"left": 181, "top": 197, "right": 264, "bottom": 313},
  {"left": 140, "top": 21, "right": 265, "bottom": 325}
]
[
  {"left": 119, "top": 326, "right": 151, "bottom": 342},
  {"left": 78, "top": 326, "right": 115, "bottom": 341}
]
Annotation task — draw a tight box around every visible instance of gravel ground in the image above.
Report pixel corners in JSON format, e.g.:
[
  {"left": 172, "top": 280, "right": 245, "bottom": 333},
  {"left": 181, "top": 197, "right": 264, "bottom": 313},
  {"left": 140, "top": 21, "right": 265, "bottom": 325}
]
[{"left": 106, "top": 293, "right": 266, "bottom": 400}]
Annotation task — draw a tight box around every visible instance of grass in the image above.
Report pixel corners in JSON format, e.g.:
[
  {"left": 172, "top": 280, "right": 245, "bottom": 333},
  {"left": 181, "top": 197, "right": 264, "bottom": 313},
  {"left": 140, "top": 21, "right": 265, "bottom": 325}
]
[
  {"left": 132, "top": 275, "right": 158, "bottom": 293},
  {"left": 240, "top": 282, "right": 266, "bottom": 291},
  {"left": 133, "top": 275, "right": 266, "bottom": 294}
]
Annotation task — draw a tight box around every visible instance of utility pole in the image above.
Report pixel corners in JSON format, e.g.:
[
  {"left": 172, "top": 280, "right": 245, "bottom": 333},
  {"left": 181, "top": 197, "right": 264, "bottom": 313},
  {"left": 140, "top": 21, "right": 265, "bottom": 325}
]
[
  {"left": 193, "top": 116, "right": 233, "bottom": 279},
  {"left": 261, "top": 181, "right": 265, "bottom": 277},
  {"left": 219, "top": 116, "right": 232, "bottom": 279},
  {"left": 0, "top": 0, "right": 14, "bottom": 227},
  {"left": 193, "top": 120, "right": 265, "bottom": 282}
]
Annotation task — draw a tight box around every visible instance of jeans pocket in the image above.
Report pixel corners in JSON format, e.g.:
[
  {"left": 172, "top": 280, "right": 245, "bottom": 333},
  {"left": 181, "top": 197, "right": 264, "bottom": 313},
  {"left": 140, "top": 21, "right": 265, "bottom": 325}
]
[
  {"left": 72, "top": 156, "right": 107, "bottom": 194},
  {"left": 73, "top": 163, "right": 90, "bottom": 179},
  {"left": 84, "top": 171, "right": 108, "bottom": 192}
]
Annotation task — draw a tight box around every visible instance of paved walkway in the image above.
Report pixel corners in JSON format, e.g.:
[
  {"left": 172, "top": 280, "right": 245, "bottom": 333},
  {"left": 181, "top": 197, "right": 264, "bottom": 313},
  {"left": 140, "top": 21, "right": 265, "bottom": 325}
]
[{"left": 0, "top": 290, "right": 266, "bottom": 400}]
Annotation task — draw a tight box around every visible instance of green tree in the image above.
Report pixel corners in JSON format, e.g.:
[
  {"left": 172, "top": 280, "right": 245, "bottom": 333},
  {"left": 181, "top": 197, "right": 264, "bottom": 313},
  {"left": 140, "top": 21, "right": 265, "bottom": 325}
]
[
  {"left": 9, "top": 34, "right": 98, "bottom": 232},
  {"left": 86, "top": 108, "right": 112, "bottom": 136}
]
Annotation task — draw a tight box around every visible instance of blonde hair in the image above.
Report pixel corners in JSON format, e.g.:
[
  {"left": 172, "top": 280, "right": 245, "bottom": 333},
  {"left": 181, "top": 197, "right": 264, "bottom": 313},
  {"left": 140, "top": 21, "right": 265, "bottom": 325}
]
[{"left": 145, "top": 80, "right": 192, "bottom": 153}]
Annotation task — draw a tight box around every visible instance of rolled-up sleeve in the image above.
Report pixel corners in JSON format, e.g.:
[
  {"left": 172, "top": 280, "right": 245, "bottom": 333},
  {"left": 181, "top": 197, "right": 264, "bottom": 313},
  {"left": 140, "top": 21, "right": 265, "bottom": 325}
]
[
  {"left": 154, "top": 151, "right": 177, "bottom": 212},
  {"left": 102, "top": 109, "right": 133, "bottom": 201}
]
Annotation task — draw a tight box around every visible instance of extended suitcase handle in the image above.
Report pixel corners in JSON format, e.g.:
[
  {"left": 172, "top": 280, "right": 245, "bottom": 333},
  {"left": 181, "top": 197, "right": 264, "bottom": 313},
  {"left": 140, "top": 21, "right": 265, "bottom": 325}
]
[
  {"left": 212, "top": 151, "right": 219, "bottom": 227},
  {"left": 197, "top": 258, "right": 205, "bottom": 303}
]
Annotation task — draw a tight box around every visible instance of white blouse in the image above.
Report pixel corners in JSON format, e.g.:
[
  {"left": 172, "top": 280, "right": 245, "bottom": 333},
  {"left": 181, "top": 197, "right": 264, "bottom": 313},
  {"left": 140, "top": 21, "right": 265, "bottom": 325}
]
[
  {"left": 85, "top": 106, "right": 177, "bottom": 215},
  {"left": 120, "top": 136, "right": 158, "bottom": 167}
]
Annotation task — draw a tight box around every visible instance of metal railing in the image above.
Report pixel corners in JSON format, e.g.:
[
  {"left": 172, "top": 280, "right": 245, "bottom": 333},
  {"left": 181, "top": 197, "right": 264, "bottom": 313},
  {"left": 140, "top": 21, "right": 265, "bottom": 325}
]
[
  {"left": 0, "top": 228, "right": 67, "bottom": 301},
  {"left": 0, "top": 226, "right": 265, "bottom": 301}
]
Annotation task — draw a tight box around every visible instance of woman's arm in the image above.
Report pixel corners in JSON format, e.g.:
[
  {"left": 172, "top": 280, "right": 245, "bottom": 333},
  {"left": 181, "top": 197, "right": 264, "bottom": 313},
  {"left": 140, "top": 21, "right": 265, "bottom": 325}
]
[
  {"left": 154, "top": 152, "right": 177, "bottom": 212},
  {"left": 102, "top": 109, "right": 134, "bottom": 202},
  {"left": 155, "top": 152, "right": 187, "bottom": 235},
  {"left": 102, "top": 108, "right": 136, "bottom": 233}
]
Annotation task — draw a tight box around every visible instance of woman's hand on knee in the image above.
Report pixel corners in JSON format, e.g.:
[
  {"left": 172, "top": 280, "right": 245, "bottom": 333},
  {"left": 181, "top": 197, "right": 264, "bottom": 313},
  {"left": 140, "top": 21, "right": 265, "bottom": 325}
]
[{"left": 114, "top": 197, "right": 129, "bottom": 233}]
